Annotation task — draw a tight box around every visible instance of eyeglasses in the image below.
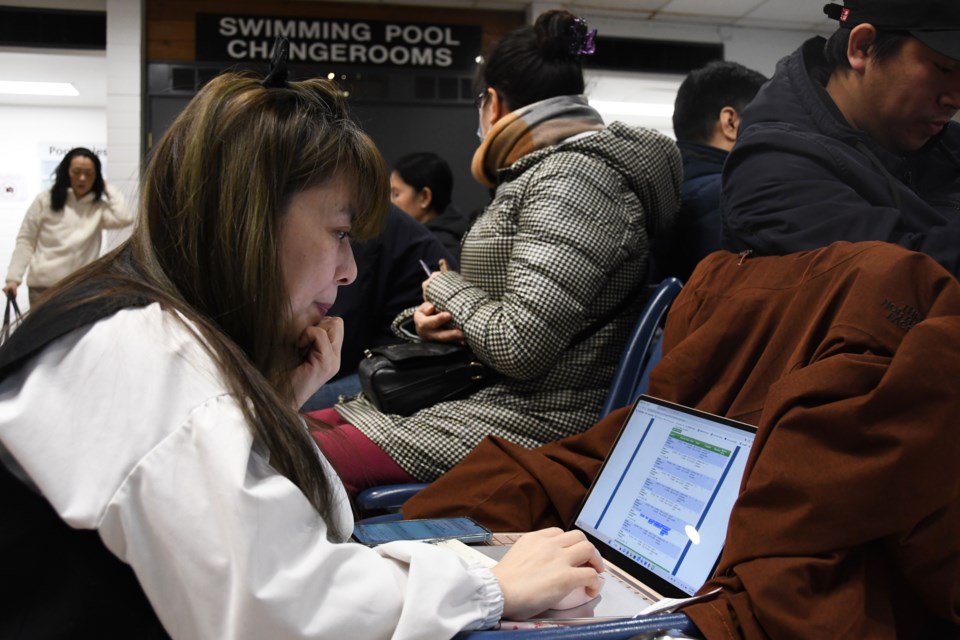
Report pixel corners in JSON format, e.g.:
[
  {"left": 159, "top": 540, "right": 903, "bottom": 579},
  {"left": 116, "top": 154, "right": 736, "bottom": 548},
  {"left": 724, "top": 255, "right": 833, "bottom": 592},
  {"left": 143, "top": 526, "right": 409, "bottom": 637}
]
[{"left": 474, "top": 89, "right": 487, "bottom": 110}]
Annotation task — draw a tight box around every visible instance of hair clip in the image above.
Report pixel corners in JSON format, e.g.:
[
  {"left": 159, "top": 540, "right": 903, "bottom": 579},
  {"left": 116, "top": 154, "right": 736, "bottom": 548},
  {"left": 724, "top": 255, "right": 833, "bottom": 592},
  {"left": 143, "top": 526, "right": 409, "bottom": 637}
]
[
  {"left": 570, "top": 17, "right": 597, "bottom": 56},
  {"left": 262, "top": 36, "right": 290, "bottom": 88}
]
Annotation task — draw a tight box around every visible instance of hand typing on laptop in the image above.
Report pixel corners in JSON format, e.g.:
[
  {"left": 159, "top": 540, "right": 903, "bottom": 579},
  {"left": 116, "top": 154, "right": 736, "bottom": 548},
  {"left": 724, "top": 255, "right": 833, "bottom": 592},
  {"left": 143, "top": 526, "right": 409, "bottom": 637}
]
[{"left": 489, "top": 528, "right": 604, "bottom": 620}]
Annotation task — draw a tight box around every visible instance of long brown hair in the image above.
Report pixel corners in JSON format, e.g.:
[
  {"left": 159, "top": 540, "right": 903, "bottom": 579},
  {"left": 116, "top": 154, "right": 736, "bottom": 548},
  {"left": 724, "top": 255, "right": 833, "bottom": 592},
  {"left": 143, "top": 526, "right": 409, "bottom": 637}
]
[{"left": 25, "top": 74, "right": 388, "bottom": 518}]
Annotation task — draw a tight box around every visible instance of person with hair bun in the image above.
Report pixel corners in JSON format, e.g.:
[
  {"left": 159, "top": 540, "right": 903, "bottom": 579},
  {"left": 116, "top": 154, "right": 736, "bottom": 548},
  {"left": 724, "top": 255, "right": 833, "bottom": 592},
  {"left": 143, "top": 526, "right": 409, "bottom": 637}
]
[
  {"left": 390, "top": 151, "right": 471, "bottom": 259},
  {"left": 324, "top": 10, "right": 681, "bottom": 490},
  {"left": 0, "top": 69, "right": 603, "bottom": 637},
  {"left": 3, "top": 147, "right": 131, "bottom": 306}
]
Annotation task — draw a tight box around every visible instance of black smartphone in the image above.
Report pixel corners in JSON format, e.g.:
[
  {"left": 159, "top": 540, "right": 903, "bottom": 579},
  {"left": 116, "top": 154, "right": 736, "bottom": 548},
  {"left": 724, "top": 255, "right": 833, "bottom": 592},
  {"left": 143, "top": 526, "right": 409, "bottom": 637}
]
[{"left": 353, "top": 516, "right": 493, "bottom": 546}]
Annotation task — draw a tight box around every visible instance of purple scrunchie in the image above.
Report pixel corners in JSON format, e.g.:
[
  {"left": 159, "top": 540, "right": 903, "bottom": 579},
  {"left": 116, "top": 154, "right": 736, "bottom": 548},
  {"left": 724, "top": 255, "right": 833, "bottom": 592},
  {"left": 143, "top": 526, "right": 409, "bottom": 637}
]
[{"left": 570, "top": 17, "right": 597, "bottom": 56}]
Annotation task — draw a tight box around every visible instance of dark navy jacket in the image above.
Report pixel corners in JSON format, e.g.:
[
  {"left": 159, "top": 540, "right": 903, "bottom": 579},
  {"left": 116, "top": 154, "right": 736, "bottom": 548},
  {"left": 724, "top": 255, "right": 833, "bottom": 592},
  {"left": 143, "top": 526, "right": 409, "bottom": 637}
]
[
  {"left": 425, "top": 204, "right": 472, "bottom": 262},
  {"left": 722, "top": 37, "right": 960, "bottom": 277},
  {"left": 657, "top": 141, "right": 727, "bottom": 282},
  {"left": 331, "top": 204, "right": 454, "bottom": 379}
]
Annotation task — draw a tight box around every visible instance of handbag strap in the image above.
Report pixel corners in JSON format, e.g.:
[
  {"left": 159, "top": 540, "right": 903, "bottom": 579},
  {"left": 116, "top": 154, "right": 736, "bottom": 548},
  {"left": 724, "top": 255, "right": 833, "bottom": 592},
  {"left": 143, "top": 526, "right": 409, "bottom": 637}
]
[
  {"left": 568, "top": 279, "right": 651, "bottom": 348},
  {"left": 3, "top": 292, "right": 21, "bottom": 328}
]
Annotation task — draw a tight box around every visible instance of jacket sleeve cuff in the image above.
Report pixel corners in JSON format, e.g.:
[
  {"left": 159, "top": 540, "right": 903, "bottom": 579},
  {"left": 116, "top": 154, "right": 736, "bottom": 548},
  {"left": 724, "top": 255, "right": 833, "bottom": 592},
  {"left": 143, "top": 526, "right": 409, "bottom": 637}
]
[
  {"left": 424, "top": 272, "right": 483, "bottom": 317},
  {"left": 390, "top": 307, "right": 420, "bottom": 340},
  {"left": 468, "top": 565, "right": 505, "bottom": 630}
]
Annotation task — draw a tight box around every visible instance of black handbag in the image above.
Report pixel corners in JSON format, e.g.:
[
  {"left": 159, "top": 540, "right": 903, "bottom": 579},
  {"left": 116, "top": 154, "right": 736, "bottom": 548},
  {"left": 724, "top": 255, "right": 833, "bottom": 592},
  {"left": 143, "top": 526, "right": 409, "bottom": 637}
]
[
  {"left": 358, "top": 341, "right": 497, "bottom": 416},
  {"left": 357, "top": 281, "right": 652, "bottom": 417}
]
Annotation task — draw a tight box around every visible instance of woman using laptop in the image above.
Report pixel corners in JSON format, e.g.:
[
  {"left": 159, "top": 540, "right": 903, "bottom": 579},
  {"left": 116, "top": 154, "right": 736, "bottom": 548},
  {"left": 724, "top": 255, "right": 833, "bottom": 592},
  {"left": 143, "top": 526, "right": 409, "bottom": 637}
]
[{"left": 0, "top": 57, "right": 603, "bottom": 637}]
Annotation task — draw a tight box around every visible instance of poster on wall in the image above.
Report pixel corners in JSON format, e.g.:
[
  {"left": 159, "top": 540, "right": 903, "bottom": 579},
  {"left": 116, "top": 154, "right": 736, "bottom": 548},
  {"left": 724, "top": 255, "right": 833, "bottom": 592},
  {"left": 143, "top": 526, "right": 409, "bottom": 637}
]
[{"left": 38, "top": 142, "right": 108, "bottom": 192}]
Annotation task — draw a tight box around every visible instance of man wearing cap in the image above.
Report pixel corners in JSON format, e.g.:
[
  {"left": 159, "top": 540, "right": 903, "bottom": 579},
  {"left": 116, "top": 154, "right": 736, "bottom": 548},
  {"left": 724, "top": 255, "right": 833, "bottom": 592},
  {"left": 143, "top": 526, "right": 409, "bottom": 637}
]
[{"left": 722, "top": 0, "right": 960, "bottom": 277}]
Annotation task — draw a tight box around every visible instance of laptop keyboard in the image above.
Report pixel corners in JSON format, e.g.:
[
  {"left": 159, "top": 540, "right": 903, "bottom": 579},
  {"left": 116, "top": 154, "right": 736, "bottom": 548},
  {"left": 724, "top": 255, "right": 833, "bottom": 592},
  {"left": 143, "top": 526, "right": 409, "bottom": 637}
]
[{"left": 489, "top": 532, "right": 524, "bottom": 545}]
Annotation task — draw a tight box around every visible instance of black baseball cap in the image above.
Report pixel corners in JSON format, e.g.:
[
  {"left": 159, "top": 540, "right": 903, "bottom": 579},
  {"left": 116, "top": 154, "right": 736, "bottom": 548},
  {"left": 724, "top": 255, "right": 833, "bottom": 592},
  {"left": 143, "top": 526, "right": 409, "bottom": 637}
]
[{"left": 824, "top": 0, "right": 960, "bottom": 61}]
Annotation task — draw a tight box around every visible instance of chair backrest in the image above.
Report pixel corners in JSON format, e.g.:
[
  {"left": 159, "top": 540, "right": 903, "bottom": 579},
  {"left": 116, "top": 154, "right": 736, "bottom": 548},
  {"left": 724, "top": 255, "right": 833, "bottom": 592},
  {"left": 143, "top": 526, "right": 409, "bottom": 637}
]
[
  {"left": 355, "top": 483, "right": 428, "bottom": 518},
  {"left": 600, "top": 277, "right": 683, "bottom": 417}
]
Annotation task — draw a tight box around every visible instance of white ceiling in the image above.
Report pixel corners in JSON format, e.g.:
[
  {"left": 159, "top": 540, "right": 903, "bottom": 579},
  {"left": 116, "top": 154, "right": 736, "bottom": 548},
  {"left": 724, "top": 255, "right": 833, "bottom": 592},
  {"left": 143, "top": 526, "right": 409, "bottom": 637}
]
[
  {"left": 345, "top": 0, "right": 835, "bottom": 32},
  {"left": 0, "top": 0, "right": 834, "bottom": 110}
]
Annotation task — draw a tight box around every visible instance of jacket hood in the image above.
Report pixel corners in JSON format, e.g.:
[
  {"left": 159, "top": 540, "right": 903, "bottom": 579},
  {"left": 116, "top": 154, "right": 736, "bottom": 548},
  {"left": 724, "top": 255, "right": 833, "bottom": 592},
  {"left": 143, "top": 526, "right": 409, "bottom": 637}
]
[
  {"left": 506, "top": 121, "right": 682, "bottom": 238},
  {"left": 741, "top": 38, "right": 858, "bottom": 145}
]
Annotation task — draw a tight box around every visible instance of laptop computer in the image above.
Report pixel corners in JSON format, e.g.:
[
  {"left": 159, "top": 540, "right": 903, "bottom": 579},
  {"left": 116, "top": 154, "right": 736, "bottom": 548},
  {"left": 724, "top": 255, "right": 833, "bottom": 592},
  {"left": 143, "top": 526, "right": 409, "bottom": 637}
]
[{"left": 442, "top": 394, "right": 756, "bottom": 622}]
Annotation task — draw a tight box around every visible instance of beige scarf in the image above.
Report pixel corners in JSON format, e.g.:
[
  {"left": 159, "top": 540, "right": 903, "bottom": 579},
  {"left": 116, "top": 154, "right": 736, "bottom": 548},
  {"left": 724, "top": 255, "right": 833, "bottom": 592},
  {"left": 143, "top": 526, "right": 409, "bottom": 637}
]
[{"left": 471, "top": 94, "right": 605, "bottom": 188}]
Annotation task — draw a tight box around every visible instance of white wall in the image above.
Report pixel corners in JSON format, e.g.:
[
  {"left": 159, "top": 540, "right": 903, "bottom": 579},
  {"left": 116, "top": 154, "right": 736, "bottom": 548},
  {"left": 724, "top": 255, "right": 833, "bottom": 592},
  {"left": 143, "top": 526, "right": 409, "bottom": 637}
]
[
  {"left": 105, "top": 0, "right": 143, "bottom": 252},
  {"left": 586, "top": 69, "right": 684, "bottom": 138},
  {"left": 578, "top": 21, "right": 822, "bottom": 138},
  {"left": 525, "top": 0, "right": 830, "bottom": 78},
  {"left": 0, "top": 0, "right": 142, "bottom": 310},
  {"left": 586, "top": 17, "right": 824, "bottom": 78}
]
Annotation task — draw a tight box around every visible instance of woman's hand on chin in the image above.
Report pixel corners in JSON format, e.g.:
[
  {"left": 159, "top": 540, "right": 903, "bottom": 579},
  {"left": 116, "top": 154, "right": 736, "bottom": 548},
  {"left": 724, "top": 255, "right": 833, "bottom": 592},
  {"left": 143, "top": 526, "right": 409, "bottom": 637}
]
[
  {"left": 413, "top": 301, "right": 465, "bottom": 344},
  {"left": 290, "top": 316, "right": 344, "bottom": 408}
]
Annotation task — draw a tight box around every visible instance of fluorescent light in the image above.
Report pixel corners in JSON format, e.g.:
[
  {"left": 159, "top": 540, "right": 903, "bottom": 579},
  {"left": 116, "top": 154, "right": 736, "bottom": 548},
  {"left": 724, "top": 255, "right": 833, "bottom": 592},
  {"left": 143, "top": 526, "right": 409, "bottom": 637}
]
[
  {"left": 0, "top": 81, "right": 79, "bottom": 96},
  {"left": 590, "top": 100, "right": 674, "bottom": 118}
]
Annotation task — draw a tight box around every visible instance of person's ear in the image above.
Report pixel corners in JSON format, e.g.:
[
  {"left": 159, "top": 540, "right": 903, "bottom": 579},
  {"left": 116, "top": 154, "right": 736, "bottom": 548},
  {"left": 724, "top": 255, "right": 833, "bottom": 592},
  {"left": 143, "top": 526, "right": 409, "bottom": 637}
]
[
  {"left": 719, "top": 106, "right": 740, "bottom": 144},
  {"left": 419, "top": 186, "right": 433, "bottom": 210},
  {"left": 487, "top": 88, "right": 509, "bottom": 124},
  {"left": 847, "top": 23, "right": 877, "bottom": 73}
]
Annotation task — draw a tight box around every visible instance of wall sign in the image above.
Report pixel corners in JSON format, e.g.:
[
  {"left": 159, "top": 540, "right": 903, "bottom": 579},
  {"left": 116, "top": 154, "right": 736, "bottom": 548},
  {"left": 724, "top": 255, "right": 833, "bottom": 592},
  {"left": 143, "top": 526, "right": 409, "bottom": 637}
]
[{"left": 196, "top": 13, "right": 482, "bottom": 71}]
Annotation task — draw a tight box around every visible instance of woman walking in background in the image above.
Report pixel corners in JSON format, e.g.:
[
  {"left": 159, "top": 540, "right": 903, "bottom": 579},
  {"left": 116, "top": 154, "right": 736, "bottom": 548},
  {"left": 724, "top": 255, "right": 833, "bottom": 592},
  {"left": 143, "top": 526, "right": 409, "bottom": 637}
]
[{"left": 3, "top": 147, "right": 131, "bottom": 306}]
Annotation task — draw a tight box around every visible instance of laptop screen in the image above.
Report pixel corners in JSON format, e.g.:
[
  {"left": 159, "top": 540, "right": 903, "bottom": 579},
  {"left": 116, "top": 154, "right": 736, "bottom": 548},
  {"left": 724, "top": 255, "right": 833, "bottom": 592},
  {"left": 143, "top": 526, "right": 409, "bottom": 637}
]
[{"left": 574, "top": 395, "right": 756, "bottom": 599}]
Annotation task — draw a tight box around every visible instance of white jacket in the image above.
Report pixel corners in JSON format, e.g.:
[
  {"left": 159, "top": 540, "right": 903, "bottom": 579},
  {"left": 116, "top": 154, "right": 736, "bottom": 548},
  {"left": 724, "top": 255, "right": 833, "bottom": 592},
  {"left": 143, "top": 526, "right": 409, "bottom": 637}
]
[
  {"left": 0, "top": 304, "right": 502, "bottom": 639},
  {"left": 6, "top": 185, "right": 132, "bottom": 288}
]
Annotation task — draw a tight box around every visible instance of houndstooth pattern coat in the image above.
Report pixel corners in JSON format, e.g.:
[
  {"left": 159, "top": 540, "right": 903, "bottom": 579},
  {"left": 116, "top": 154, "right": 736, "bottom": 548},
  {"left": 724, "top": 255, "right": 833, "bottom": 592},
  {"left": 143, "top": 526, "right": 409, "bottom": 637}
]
[{"left": 337, "top": 122, "right": 682, "bottom": 481}]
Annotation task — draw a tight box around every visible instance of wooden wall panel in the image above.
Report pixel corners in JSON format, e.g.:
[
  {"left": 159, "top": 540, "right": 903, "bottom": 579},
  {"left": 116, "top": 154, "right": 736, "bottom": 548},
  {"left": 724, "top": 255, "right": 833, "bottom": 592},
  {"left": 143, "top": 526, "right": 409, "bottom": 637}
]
[{"left": 147, "top": 0, "right": 525, "bottom": 62}]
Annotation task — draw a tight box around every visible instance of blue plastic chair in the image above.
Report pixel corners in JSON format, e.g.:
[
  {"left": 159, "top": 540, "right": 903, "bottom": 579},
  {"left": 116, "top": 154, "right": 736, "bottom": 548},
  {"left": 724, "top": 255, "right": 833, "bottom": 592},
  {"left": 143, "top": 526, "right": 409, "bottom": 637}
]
[
  {"left": 599, "top": 277, "right": 682, "bottom": 417},
  {"left": 455, "top": 612, "right": 701, "bottom": 639},
  {"left": 354, "top": 277, "right": 684, "bottom": 517},
  {"left": 355, "top": 484, "right": 427, "bottom": 514}
]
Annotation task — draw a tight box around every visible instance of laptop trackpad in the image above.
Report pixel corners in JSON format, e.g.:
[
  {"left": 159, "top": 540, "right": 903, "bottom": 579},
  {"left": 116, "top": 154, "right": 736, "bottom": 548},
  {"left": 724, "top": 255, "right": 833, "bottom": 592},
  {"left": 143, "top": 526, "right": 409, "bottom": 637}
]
[
  {"left": 533, "top": 575, "right": 654, "bottom": 620},
  {"left": 474, "top": 544, "right": 654, "bottom": 620}
]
